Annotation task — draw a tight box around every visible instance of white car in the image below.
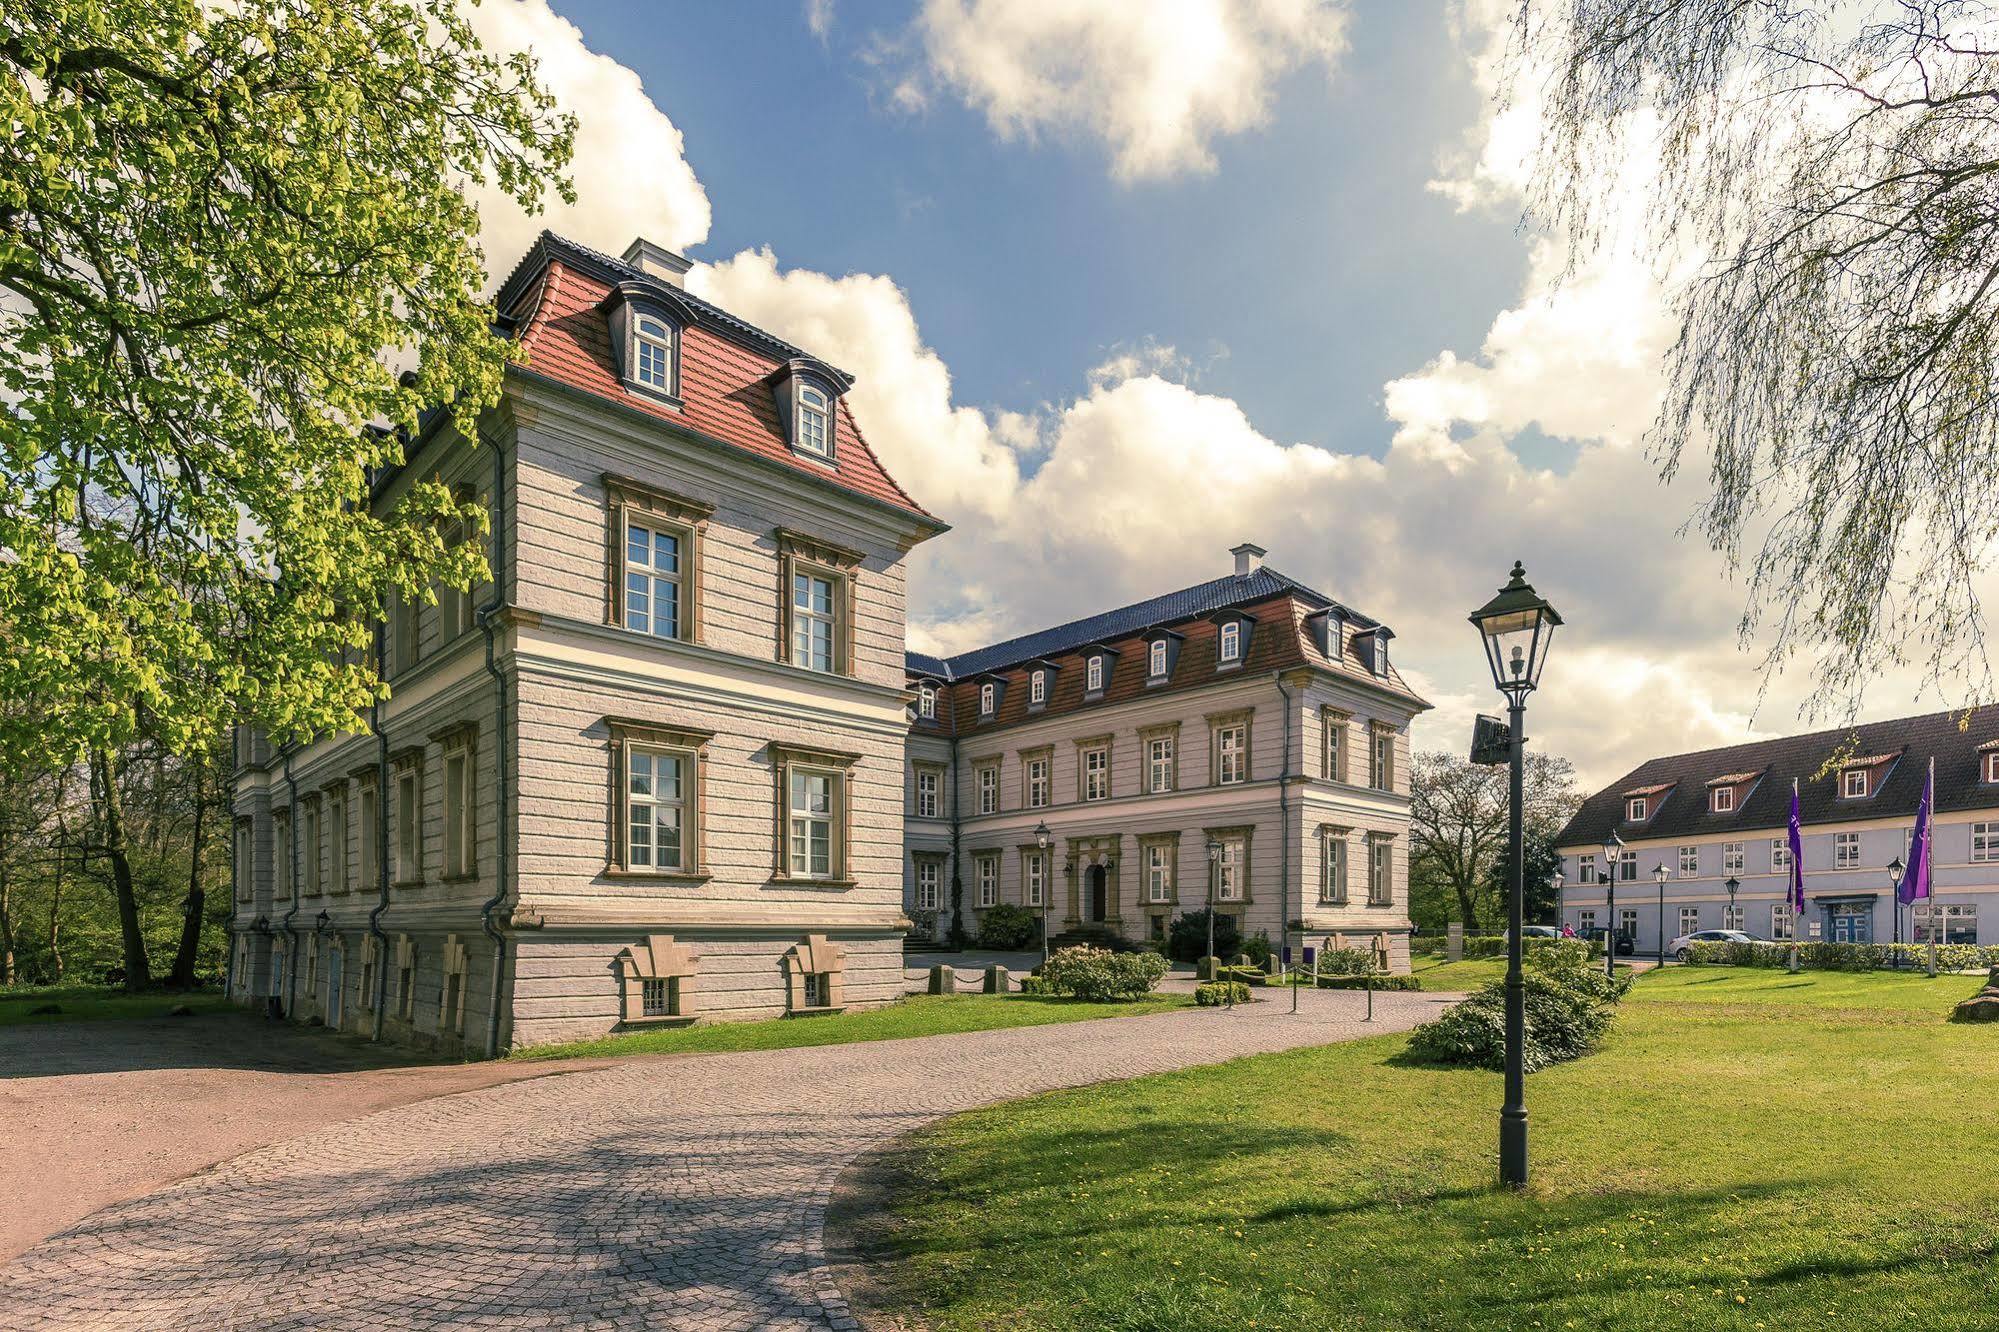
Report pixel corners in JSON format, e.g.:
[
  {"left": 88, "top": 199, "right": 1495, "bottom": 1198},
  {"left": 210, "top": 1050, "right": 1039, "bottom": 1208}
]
[{"left": 1668, "top": 928, "right": 1765, "bottom": 961}]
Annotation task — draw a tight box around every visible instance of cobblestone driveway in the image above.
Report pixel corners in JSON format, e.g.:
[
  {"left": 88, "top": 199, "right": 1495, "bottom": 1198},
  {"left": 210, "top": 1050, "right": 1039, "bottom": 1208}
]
[{"left": 0, "top": 987, "right": 1449, "bottom": 1331}]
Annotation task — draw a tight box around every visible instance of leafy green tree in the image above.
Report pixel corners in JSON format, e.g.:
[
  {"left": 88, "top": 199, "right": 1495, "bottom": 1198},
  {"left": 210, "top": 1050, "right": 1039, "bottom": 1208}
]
[
  {"left": 0, "top": 0, "right": 574, "bottom": 774},
  {"left": 1409, "top": 750, "right": 1578, "bottom": 934}
]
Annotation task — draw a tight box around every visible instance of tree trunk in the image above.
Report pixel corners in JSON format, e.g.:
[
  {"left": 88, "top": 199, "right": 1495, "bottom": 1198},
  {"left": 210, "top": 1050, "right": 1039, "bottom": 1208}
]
[
  {"left": 1452, "top": 881, "right": 1481, "bottom": 934},
  {"left": 1, "top": 845, "right": 14, "bottom": 986},
  {"left": 91, "top": 747, "right": 151, "bottom": 990},
  {"left": 46, "top": 824, "right": 65, "bottom": 983},
  {"left": 170, "top": 750, "right": 209, "bottom": 989}
]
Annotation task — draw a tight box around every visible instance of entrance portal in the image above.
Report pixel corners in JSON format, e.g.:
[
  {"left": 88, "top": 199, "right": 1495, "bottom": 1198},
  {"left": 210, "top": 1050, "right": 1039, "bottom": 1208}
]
[{"left": 1087, "top": 864, "right": 1108, "bottom": 922}]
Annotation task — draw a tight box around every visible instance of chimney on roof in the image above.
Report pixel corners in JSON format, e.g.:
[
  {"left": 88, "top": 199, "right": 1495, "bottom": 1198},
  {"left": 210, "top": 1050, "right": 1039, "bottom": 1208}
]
[
  {"left": 1231, "top": 543, "right": 1267, "bottom": 578},
  {"left": 622, "top": 237, "right": 693, "bottom": 289}
]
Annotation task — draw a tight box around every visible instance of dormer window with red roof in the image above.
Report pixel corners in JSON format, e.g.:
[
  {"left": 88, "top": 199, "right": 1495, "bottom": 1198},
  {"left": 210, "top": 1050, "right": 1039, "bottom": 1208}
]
[
  {"left": 605, "top": 289, "right": 686, "bottom": 405},
  {"left": 634, "top": 316, "right": 674, "bottom": 393},
  {"left": 797, "top": 385, "right": 831, "bottom": 458},
  {"left": 1842, "top": 768, "right": 1868, "bottom": 798},
  {"left": 771, "top": 359, "right": 849, "bottom": 464},
  {"left": 1626, "top": 797, "right": 1647, "bottom": 822}
]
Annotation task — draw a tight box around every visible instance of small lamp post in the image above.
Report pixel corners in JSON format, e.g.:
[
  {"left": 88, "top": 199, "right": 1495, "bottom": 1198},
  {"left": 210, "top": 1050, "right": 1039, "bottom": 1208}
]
[
  {"left": 1205, "top": 836, "right": 1224, "bottom": 975},
  {"left": 1654, "top": 864, "right": 1669, "bottom": 964},
  {"left": 1552, "top": 868, "right": 1565, "bottom": 931},
  {"left": 1602, "top": 829, "right": 1625, "bottom": 978},
  {"left": 1034, "top": 821, "right": 1052, "bottom": 967},
  {"left": 1725, "top": 876, "right": 1741, "bottom": 933},
  {"left": 1887, "top": 857, "right": 1905, "bottom": 962},
  {"left": 1468, "top": 559, "right": 1562, "bottom": 1190}
]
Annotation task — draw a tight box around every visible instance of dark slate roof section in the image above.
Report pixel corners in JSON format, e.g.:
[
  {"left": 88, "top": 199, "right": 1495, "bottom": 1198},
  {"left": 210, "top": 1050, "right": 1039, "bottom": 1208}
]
[
  {"left": 901, "top": 566, "right": 1379, "bottom": 681},
  {"left": 1557, "top": 707, "right": 1999, "bottom": 847},
  {"left": 494, "top": 231, "right": 850, "bottom": 382}
]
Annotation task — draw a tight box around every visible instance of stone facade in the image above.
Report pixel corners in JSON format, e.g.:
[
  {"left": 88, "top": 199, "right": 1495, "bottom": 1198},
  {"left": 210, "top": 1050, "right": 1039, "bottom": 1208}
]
[
  {"left": 230, "top": 234, "right": 942, "bottom": 1052},
  {"left": 904, "top": 548, "right": 1431, "bottom": 971}
]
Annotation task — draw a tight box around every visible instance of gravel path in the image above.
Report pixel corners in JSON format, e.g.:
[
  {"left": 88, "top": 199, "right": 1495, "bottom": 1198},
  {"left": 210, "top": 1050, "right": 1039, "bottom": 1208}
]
[{"left": 0, "top": 987, "right": 1450, "bottom": 1331}]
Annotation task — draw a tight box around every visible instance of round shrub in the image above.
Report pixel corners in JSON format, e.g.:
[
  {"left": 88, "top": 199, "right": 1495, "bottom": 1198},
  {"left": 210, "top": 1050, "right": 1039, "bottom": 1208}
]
[
  {"left": 1167, "top": 909, "right": 1241, "bottom": 963},
  {"left": 975, "top": 903, "right": 1039, "bottom": 951},
  {"left": 1036, "top": 945, "right": 1169, "bottom": 1001},
  {"left": 1195, "top": 981, "right": 1252, "bottom": 1006},
  {"left": 1407, "top": 969, "right": 1622, "bottom": 1072},
  {"left": 1316, "top": 946, "right": 1377, "bottom": 977}
]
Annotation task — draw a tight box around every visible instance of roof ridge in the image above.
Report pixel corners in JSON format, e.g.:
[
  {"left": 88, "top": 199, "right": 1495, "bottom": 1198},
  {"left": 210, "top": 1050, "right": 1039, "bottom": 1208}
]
[{"left": 1623, "top": 705, "right": 1989, "bottom": 774}]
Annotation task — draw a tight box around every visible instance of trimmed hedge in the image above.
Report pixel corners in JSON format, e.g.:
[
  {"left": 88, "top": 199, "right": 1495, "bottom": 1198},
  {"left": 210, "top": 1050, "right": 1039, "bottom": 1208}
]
[
  {"left": 1314, "top": 973, "right": 1422, "bottom": 992},
  {"left": 1681, "top": 940, "right": 1999, "bottom": 971},
  {"left": 1195, "top": 981, "right": 1252, "bottom": 1006},
  {"left": 1464, "top": 934, "right": 1603, "bottom": 960}
]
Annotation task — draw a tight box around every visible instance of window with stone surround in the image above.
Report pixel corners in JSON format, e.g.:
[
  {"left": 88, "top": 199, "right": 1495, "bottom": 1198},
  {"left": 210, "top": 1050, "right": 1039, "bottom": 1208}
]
[
  {"left": 1322, "top": 708, "right": 1349, "bottom": 783},
  {"left": 1722, "top": 841, "right": 1745, "bottom": 874},
  {"left": 1320, "top": 826, "right": 1349, "bottom": 904},
  {"left": 392, "top": 749, "right": 423, "bottom": 887},
  {"left": 915, "top": 857, "right": 942, "bottom": 910},
  {"left": 1369, "top": 723, "right": 1396, "bottom": 792},
  {"left": 976, "top": 760, "right": 1000, "bottom": 815},
  {"left": 437, "top": 724, "right": 478, "bottom": 880},
  {"left": 1211, "top": 712, "right": 1250, "bottom": 786},
  {"left": 1143, "top": 839, "right": 1176, "bottom": 904},
  {"left": 327, "top": 787, "right": 348, "bottom": 895},
  {"left": 274, "top": 811, "right": 292, "bottom": 902},
  {"left": 1079, "top": 737, "right": 1111, "bottom": 802},
  {"left": 975, "top": 853, "right": 999, "bottom": 908},
  {"left": 618, "top": 934, "right": 698, "bottom": 1024},
  {"left": 915, "top": 766, "right": 941, "bottom": 819},
  {"left": 1024, "top": 750, "right": 1051, "bottom": 809},
  {"left": 302, "top": 800, "right": 321, "bottom": 897},
  {"left": 1142, "top": 725, "right": 1178, "bottom": 794},
  {"left": 1368, "top": 834, "right": 1393, "bottom": 905},
  {"left": 771, "top": 743, "right": 859, "bottom": 885},
  {"left": 776, "top": 529, "right": 862, "bottom": 677},
  {"left": 1835, "top": 830, "right": 1861, "bottom": 868},
  {"left": 603, "top": 475, "right": 711, "bottom": 645},
  {"left": 1023, "top": 849, "right": 1046, "bottom": 906},
  {"left": 607, "top": 719, "right": 711, "bottom": 877}
]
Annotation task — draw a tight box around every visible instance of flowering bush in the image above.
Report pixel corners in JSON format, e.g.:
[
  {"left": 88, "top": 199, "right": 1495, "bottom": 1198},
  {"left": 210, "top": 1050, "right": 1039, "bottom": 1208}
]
[
  {"left": 1316, "top": 946, "right": 1378, "bottom": 976},
  {"left": 1034, "top": 946, "right": 1168, "bottom": 1002}
]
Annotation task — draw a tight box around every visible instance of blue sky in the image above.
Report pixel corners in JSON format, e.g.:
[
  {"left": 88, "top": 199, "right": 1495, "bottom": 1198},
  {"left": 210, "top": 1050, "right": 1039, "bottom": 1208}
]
[{"left": 548, "top": 1, "right": 1526, "bottom": 463}]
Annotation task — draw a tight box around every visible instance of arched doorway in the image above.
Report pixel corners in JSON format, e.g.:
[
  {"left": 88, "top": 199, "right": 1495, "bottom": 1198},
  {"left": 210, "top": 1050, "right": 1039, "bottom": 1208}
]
[{"left": 1086, "top": 864, "right": 1108, "bottom": 922}]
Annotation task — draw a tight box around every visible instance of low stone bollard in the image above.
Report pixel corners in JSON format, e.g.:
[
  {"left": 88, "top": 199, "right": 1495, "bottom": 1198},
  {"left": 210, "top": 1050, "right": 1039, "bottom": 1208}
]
[
  {"left": 927, "top": 964, "right": 954, "bottom": 995},
  {"left": 1197, "top": 955, "right": 1221, "bottom": 981},
  {"left": 984, "top": 965, "right": 1009, "bottom": 994},
  {"left": 1446, "top": 922, "right": 1464, "bottom": 962},
  {"left": 1950, "top": 965, "right": 1999, "bottom": 1023}
]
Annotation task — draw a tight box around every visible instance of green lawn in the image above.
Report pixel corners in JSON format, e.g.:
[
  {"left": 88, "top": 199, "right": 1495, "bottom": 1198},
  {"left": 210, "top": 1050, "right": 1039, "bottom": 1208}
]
[
  {"left": 857, "top": 966, "right": 1999, "bottom": 1331},
  {"left": 1408, "top": 952, "right": 1509, "bottom": 990},
  {"left": 511, "top": 991, "right": 1197, "bottom": 1061},
  {"left": 0, "top": 983, "right": 233, "bottom": 1026}
]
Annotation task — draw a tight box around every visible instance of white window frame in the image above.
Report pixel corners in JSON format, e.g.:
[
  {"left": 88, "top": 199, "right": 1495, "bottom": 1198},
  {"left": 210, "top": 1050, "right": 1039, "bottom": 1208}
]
[
  {"left": 1711, "top": 786, "right": 1735, "bottom": 813},
  {"left": 1369, "top": 837, "right": 1392, "bottom": 905},
  {"left": 791, "top": 570, "right": 838, "bottom": 673},
  {"left": 1148, "top": 639, "right": 1168, "bottom": 679},
  {"left": 1722, "top": 841, "right": 1744, "bottom": 875},
  {"left": 1321, "top": 833, "right": 1348, "bottom": 905},
  {"left": 634, "top": 315, "right": 674, "bottom": 393},
  {"left": 1986, "top": 752, "right": 1999, "bottom": 784},
  {"left": 1218, "top": 620, "right": 1241, "bottom": 664},
  {"left": 1627, "top": 797, "right": 1647, "bottom": 822},
  {"left": 626, "top": 745, "right": 691, "bottom": 873},
  {"left": 1370, "top": 728, "right": 1394, "bottom": 792},
  {"left": 1147, "top": 735, "right": 1175, "bottom": 794},
  {"left": 622, "top": 516, "right": 685, "bottom": 640},
  {"left": 975, "top": 854, "right": 998, "bottom": 908},
  {"left": 1973, "top": 822, "right": 1999, "bottom": 863},
  {"left": 917, "top": 684, "right": 936, "bottom": 720},
  {"left": 787, "top": 767, "right": 841, "bottom": 878},
  {"left": 1842, "top": 769, "right": 1868, "bottom": 798},
  {"left": 979, "top": 682, "right": 996, "bottom": 716},
  {"left": 1217, "top": 837, "right": 1245, "bottom": 901},
  {"left": 1146, "top": 844, "right": 1173, "bottom": 903},
  {"left": 915, "top": 859, "right": 941, "bottom": 911},
  {"left": 1217, "top": 723, "right": 1247, "bottom": 785},
  {"left": 1771, "top": 837, "right": 1792, "bottom": 873},
  {"left": 1086, "top": 655, "right": 1104, "bottom": 693},
  {"left": 977, "top": 763, "right": 999, "bottom": 815},
  {"left": 1029, "top": 669, "right": 1046, "bottom": 706},
  {"left": 1324, "top": 720, "right": 1343, "bottom": 782},
  {"left": 915, "top": 769, "right": 940, "bottom": 820},
  {"left": 1678, "top": 905, "right": 1701, "bottom": 936},
  {"left": 1835, "top": 830, "right": 1861, "bottom": 868},
  {"left": 1026, "top": 755, "right": 1050, "bottom": 809},
  {"left": 1083, "top": 744, "right": 1109, "bottom": 802},
  {"left": 797, "top": 385, "right": 832, "bottom": 458},
  {"left": 1722, "top": 902, "right": 1744, "bottom": 930},
  {"left": 1025, "top": 851, "right": 1046, "bottom": 907},
  {"left": 1771, "top": 904, "right": 1794, "bottom": 940},
  {"left": 1578, "top": 909, "right": 1598, "bottom": 933},
  {"left": 1679, "top": 845, "right": 1698, "bottom": 877}
]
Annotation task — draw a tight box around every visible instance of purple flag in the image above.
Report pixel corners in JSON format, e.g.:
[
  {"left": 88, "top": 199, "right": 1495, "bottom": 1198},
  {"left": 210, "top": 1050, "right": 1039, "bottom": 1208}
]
[
  {"left": 1899, "top": 761, "right": 1934, "bottom": 905},
  {"left": 1786, "top": 783, "right": 1806, "bottom": 918}
]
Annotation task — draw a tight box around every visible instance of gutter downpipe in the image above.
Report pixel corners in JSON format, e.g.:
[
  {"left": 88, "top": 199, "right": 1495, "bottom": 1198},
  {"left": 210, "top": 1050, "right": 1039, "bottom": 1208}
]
[
  {"left": 948, "top": 734, "right": 963, "bottom": 945},
  {"left": 368, "top": 618, "right": 392, "bottom": 1041},
  {"left": 1277, "top": 673, "right": 1296, "bottom": 980},
  {"left": 475, "top": 427, "right": 512, "bottom": 1059},
  {"left": 281, "top": 750, "right": 301, "bottom": 1018}
]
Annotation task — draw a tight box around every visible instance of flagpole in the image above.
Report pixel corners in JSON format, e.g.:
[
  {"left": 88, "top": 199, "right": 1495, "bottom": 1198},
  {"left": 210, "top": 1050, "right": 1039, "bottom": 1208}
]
[
  {"left": 1926, "top": 757, "right": 1939, "bottom": 978},
  {"left": 1788, "top": 779, "right": 1802, "bottom": 975}
]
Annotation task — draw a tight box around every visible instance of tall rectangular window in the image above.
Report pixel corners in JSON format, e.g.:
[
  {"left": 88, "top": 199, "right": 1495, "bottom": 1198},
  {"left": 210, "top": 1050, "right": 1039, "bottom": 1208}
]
[
  {"left": 1679, "top": 845, "right": 1698, "bottom": 877},
  {"left": 1217, "top": 723, "right": 1247, "bottom": 785},
  {"left": 788, "top": 769, "right": 837, "bottom": 877},
  {"left": 1217, "top": 837, "right": 1244, "bottom": 901},
  {"left": 1771, "top": 904, "right": 1793, "bottom": 940},
  {"left": 1619, "top": 850, "right": 1637, "bottom": 881},
  {"left": 915, "top": 859, "right": 941, "bottom": 910},
  {"left": 1835, "top": 831, "right": 1860, "bottom": 868},
  {"left": 977, "top": 763, "right": 999, "bottom": 815},
  {"left": 1026, "top": 755, "right": 1050, "bottom": 809},
  {"left": 1973, "top": 822, "right": 1999, "bottom": 863},
  {"left": 916, "top": 769, "right": 939, "bottom": 820},
  {"left": 1086, "top": 656, "right": 1104, "bottom": 693},
  {"left": 1722, "top": 841, "right": 1744, "bottom": 874},
  {"left": 1146, "top": 844, "right": 1173, "bottom": 903},
  {"left": 443, "top": 745, "right": 476, "bottom": 878},
  {"left": 1579, "top": 909, "right": 1598, "bottom": 933},
  {"left": 917, "top": 684, "right": 936, "bottom": 720},
  {"left": 634, "top": 315, "right": 674, "bottom": 391},
  {"left": 792, "top": 572, "right": 836, "bottom": 672},
  {"left": 359, "top": 781, "right": 380, "bottom": 889},
  {"left": 1082, "top": 744, "right": 1109, "bottom": 801},
  {"left": 1722, "top": 902, "right": 1744, "bottom": 930},
  {"left": 976, "top": 854, "right": 999, "bottom": 908},
  {"left": 395, "top": 767, "right": 422, "bottom": 884},
  {"left": 1148, "top": 639, "right": 1168, "bottom": 678},
  {"left": 624, "top": 520, "right": 682, "bottom": 639},
  {"left": 303, "top": 806, "right": 320, "bottom": 896},
  {"left": 236, "top": 820, "right": 253, "bottom": 900},
  {"left": 979, "top": 682, "right": 996, "bottom": 716},
  {"left": 1369, "top": 837, "right": 1391, "bottom": 905},
  {"left": 1370, "top": 727, "right": 1394, "bottom": 791},
  {"left": 1679, "top": 905, "right": 1701, "bottom": 935},
  {"left": 1325, "top": 721, "right": 1343, "bottom": 781},
  {"left": 1577, "top": 853, "right": 1596, "bottom": 883},
  {"left": 1147, "top": 736, "right": 1175, "bottom": 793},
  {"left": 329, "top": 792, "right": 348, "bottom": 895},
  {"left": 1025, "top": 851, "right": 1045, "bottom": 907},
  {"left": 1321, "top": 833, "right": 1348, "bottom": 904},
  {"left": 1218, "top": 620, "right": 1241, "bottom": 663},
  {"left": 627, "top": 748, "right": 688, "bottom": 872},
  {"left": 275, "top": 815, "right": 292, "bottom": 901},
  {"left": 1771, "top": 837, "right": 1791, "bottom": 873},
  {"left": 1029, "top": 670, "right": 1046, "bottom": 706}
]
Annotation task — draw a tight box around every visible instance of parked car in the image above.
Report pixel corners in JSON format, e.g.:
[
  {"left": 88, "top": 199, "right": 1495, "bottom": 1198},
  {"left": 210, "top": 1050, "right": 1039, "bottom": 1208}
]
[
  {"left": 1668, "top": 928, "right": 1769, "bottom": 961},
  {"left": 1522, "top": 925, "right": 1561, "bottom": 939},
  {"left": 1579, "top": 925, "right": 1636, "bottom": 956}
]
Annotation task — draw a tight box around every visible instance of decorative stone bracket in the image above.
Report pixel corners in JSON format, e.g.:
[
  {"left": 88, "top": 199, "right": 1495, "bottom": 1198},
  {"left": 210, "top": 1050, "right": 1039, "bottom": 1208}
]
[
  {"left": 617, "top": 933, "right": 698, "bottom": 1023},
  {"left": 783, "top": 933, "right": 846, "bottom": 1014}
]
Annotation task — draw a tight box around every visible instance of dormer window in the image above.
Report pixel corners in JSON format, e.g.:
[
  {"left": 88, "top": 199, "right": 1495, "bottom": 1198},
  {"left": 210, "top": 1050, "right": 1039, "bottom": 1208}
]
[
  {"left": 1985, "top": 750, "right": 1999, "bottom": 783},
  {"left": 1842, "top": 769, "right": 1868, "bottom": 798},
  {"left": 1370, "top": 630, "right": 1391, "bottom": 679},
  {"left": 1086, "top": 656, "right": 1104, "bottom": 693},
  {"left": 1219, "top": 621, "right": 1241, "bottom": 664},
  {"left": 917, "top": 683, "right": 936, "bottom": 721},
  {"left": 979, "top": 682, "right": 996, "bottom": 717},
  {"left": 1149, "top": 639, "right": 1168, "bottom": 678},
  {"left": 634, "top": 316, "right": 674, "bottom": 392},
  {"left": 1030, "top": 669, "right": 1046, "bottom": 707},
  {"left": 1626, "top": 797, "right": 1647, "bottom": 822},
  {"left": 797, "top": 385, "right": 831, "bottom": 458},
  {"left": 1711, "top": 786, "right": 1735, "bottom": 813}
]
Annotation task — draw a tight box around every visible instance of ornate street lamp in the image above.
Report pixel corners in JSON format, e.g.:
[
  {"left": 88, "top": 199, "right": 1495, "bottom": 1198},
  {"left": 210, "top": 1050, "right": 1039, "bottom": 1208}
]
[
  {"left": 1887, "top": 857, "right": 1905, "bottom": 959},
  {"left": 1602, "top": 829, "right": 1626, "bottom": 979},
  {"left": 1205, "top": 836, "right": 1224, "bottom": 976},
  {"left": 1552, "top": 868, "right": 1565, "bottom": 931},
  {"left": 1468, "top": 559, "right": 1562, "bottom": 1190},
  {"left": 1034, "top": 821, "right": 1052, "bottom": 967},
  {"left": 1725, "top": 876, "right": 1741, "bottom": 933},
  {"left": 1654, "top": 864, "right": 1669, "bottom": 964}
]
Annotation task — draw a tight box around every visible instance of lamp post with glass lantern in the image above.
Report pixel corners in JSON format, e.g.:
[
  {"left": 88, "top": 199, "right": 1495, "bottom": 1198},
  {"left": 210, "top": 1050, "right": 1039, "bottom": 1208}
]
[
  {"left": 1654, "top": 864, "right": 1669, "bottom": 964},
  {"left": 1034, "top": 821, "right": 1052, "bottom": 968},
  {"left": 1886, "top": 856, "right": 1907, "bottom": 967},
  {"left": 1552, "top": 868, "right": 1565, "bottom": 932},
  {"left": 1725, "top": 876, "right": 1741, "bottom": 935},
  {"left": 1602, "top": 829, "right": 1625, "bottom": 979},
  {"left": 1467, "top": 560, "right": 1562, "bottom": 1190},
  {"left": 1205, "top": 836, "right": 1224, "bottom": 977}
]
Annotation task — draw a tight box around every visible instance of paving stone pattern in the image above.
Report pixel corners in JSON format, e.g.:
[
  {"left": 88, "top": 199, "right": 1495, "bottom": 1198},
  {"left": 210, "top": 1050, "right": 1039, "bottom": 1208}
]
[{"left": 0, "top": 988, "right": 1450, "bottom": 1331}]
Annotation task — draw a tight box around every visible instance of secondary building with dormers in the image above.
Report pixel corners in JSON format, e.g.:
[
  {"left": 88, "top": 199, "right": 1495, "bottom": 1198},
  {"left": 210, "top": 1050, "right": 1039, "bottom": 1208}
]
[
  {"left": 904, "top": 545, "right": 1432, "bottom": 971},
  {"left": 230, "top": 232, "right": 945, "bottom": 1053},
  {"left": 1556, "top": 708, "right": 1999, "bottom": 951}
]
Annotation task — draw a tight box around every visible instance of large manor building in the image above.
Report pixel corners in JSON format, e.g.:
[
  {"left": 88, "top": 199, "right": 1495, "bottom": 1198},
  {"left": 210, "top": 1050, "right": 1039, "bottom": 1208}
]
[
  {"left": 1557, "top": 709, "right": 1999, "bottom": 951},
  {"left": 230, "top": 233, "right": 945, "bottom": 1054},
  {"left": 903, "top": 546, "right": 1430, "bottom": 969}
]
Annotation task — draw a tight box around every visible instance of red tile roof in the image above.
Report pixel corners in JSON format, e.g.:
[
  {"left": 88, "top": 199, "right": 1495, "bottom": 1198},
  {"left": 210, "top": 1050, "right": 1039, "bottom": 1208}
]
[{"left": 500, "top": 236, "right": 935, "bottom": 523}]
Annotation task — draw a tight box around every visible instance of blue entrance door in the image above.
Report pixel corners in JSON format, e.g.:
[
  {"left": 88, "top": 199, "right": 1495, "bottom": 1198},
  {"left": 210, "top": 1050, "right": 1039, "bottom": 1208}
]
[{"left": 1831, "top": 909, "right": 1871, "bottom": 944}]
